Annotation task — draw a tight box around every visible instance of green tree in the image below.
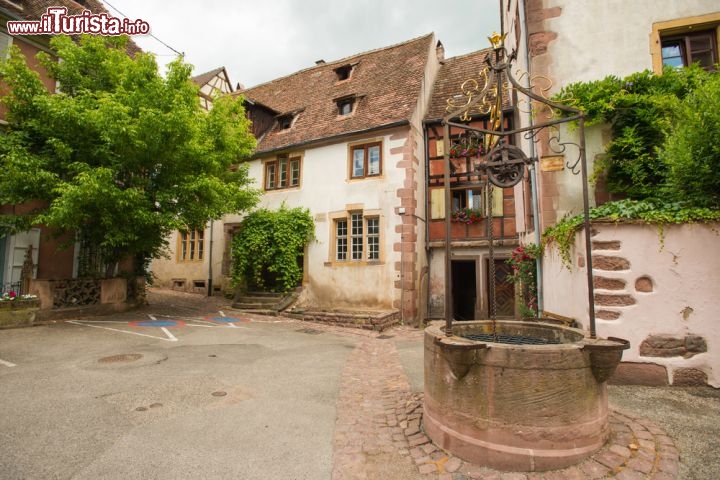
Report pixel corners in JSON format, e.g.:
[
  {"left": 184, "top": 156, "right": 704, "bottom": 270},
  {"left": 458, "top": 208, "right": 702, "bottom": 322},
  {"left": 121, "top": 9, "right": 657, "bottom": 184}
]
[
  {"left": 0, "top": 35, "right": 259, "bottom": 275},
  {"left": 231, "top": 206, "right": 315, "bottom": 293}
]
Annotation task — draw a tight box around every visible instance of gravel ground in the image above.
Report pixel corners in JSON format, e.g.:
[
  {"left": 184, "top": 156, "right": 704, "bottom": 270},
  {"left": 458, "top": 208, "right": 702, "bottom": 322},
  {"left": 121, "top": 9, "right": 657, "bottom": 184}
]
[{"left": 608, "top": 385, "right": 720, "bottom": 480}]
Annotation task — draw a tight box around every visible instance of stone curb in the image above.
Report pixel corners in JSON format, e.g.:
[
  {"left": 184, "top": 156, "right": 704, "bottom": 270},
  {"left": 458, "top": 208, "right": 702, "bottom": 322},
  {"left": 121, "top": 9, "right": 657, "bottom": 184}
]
[
  {"left": 397, "top": 392, "right": 680, "bottom": 479},
  {"left": 330, "top": 334, "right": 680, "bottom": 480}
]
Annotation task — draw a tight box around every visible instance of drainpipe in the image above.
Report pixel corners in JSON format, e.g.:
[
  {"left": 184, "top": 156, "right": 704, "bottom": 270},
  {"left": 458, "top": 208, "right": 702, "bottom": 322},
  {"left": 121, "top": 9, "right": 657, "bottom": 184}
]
[
  {"left": 207, "top": 219, "right": 214, "bottom": 297},
  {"left": 423, "top": 123, "right": 432, "bottom": 323},
  {"left": 519, "top": 0, "right": 544, "bottom": 314}
]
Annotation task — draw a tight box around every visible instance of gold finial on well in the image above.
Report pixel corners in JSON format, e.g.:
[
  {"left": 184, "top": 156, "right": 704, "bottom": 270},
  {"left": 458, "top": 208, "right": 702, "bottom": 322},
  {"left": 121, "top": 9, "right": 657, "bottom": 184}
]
[{"left": 488, "top": 32, "right": 507, "bottom": 49}]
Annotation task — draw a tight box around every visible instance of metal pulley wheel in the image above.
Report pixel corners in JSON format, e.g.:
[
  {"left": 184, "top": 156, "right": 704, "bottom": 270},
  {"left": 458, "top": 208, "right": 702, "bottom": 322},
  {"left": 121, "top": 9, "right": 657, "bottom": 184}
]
[{"left": 485, "top": 144, "right": 530, "bottom": 188}]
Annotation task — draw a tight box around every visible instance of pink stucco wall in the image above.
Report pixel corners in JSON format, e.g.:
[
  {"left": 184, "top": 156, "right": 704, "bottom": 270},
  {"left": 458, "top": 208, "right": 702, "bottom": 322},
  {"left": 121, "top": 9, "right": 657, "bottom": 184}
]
[{"left": 542, "top": 221, "right": 720, "bottom": 387}]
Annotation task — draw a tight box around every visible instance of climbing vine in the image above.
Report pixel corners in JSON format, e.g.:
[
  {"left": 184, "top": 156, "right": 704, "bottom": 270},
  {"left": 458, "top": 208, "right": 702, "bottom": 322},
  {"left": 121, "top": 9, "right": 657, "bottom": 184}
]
[
  {"left": 546, "top": 65, "right": 720, "bottom": 267},
  {"left": 543, "top": 200, "right": 720, "bottom": 267},
  {"left": 555, "top": 65, "right": 716, "bottom": 204},
  {"left": 231, "top": 206, "right": 314, "bottom": 293},
  {"left": 505, "top": 243, "right": 542, "bottom": 318}
]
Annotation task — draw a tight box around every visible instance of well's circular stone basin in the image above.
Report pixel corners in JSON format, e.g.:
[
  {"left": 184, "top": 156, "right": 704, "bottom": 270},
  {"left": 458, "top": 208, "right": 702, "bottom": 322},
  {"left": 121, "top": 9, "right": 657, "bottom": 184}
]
[{"left": 424, "top": 320, "right": 622, "bottom": 472}]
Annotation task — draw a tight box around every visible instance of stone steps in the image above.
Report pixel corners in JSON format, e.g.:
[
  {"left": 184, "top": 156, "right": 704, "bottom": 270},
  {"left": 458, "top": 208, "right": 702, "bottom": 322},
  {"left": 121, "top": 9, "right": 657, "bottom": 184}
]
[{"left": 232, "top": 290, "right": 298, "bottom": 314}]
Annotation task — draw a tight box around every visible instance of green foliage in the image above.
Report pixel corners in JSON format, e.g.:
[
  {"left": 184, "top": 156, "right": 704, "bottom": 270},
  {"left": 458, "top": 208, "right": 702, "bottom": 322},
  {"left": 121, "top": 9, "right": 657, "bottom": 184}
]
[
  {"left": 0, "top": 35, "right": 260, "bottom": 272},
  {"left": 660, "top": 73, "right": 720, "bottom": 208},
  {"left": 231, "top": 206, "right": 315, "bottom": 293},
  {"left": 505, "top": 243, "right": 542, "bottom": 318},
  {"left": 556, "top": 66, "right": 712, "bottom": 199},
  {"left": 543, "top": 199, "right": 720, "bottom": 267}
]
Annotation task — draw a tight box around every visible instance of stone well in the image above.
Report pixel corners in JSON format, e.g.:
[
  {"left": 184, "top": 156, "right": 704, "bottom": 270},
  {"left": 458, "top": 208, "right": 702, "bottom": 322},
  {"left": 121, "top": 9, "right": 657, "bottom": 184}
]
[{"left": 423, "top": 320, "right": 628, "bottom": 472}]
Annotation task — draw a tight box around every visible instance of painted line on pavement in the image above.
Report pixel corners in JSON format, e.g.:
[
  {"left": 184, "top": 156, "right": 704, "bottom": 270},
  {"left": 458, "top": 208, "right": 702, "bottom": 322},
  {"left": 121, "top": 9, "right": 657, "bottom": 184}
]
[
  {"left": 67, "top": 320, "right": 177, "bottom": 342},
  {"left": 160, "top": 327, "right": 177, "bottom": 341},
  {"left": 0, "top": 358, "right": 17, "bottom": 367}
]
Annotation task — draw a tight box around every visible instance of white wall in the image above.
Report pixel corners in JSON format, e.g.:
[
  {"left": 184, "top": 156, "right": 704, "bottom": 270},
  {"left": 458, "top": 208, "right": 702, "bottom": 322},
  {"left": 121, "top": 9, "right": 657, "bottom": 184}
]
[
  {"left": 150, "top": 221, "right": 226, "bottom": 293},
  {"left": 543, "top": 222, "right": 720, "bottom": 387},
  {"left": 537, "top": 0, "right": 719, "bottom": 88},
  {"left": 226, "top": 128, "right": 411, "bottom": 311}
]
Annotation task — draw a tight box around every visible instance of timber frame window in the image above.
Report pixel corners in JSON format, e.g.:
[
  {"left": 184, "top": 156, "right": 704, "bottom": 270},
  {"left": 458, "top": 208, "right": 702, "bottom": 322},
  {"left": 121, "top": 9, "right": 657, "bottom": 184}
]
[
  {"left": 349, "top": 141, "right": 382, "bottom": 179},
  {"left": 332, "top": 211, "right": 381, "bottom": 262},
  {"left": 264, "top": 155, "right": 301, "bottom": 190},
  {"left": 178, "top": 229, "right": 204, "bottom": 262},
  {"left": 651, "top": 13, "right": 720, "bottom": 73}
]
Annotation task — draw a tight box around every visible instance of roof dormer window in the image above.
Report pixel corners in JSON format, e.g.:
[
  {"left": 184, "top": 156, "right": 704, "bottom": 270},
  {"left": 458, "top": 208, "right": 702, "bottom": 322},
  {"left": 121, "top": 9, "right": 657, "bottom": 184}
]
[
  {"left": 337, "top": 97, "right": 355, "bottom": 116},
  {"left": 278, "top": 114, "right": 294, "bottom": 130},
  {"left": 334, "top": 64, "right": 354, "bottom": 82}
]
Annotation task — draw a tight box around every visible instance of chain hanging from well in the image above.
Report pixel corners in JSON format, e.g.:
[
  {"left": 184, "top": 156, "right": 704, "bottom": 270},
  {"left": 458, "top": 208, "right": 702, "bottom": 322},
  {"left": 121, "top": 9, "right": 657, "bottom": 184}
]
[{"left": 486, "top": 182, "right": 498, "bottom": 341}]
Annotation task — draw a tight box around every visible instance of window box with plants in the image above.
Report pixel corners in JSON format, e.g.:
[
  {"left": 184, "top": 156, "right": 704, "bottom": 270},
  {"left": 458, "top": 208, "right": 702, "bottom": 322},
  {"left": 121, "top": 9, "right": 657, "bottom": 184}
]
[
  {"left": 448, "top": 137, "right": 484, "bottom": 159},
  {"left": 451, "top": 208, "right": 483, "bottom": 224},
  {"left": 0, "top": 292, "right": 41, "bottom": 329}
]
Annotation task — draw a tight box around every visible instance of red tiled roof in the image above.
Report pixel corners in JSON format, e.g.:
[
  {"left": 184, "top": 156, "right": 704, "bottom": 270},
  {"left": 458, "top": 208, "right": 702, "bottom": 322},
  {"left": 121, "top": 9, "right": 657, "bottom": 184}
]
[
  {"left": 238, "top": 34, "right": 435, "bottom": 155},
  {"left": 424, "top": 48, "right": 511, "bottom": 122}
]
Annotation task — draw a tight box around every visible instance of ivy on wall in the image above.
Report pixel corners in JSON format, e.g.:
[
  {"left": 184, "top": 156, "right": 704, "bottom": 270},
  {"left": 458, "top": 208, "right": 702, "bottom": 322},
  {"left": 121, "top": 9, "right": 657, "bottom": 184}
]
[
  {"left": 231, "top": 206, "right": 314, "bottom": 293},
  {"left": 546, "top": 65, "right": 720, "bottom": 267},
  {"left": 556, "top": 65, "right": 717, "bottom": 205},
  {"left": 543, "top": 200, "right": 720, "bottom": 267}
]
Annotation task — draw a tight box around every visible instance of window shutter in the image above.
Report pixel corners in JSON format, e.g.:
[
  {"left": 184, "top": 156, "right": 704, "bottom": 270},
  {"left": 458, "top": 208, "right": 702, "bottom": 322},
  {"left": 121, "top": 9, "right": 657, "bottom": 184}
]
[{"left": 430, "top": 189, "right": 445, "bottom": 220}]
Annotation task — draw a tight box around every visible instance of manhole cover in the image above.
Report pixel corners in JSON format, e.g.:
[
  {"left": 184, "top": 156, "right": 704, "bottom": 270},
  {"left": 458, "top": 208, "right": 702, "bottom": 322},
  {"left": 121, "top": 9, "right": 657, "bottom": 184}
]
[
  {"left": 98, "top": 353, "right": 143, "bottom": 364},
  {"left": 296, "top": 328, "right": 322, "bottom": 335},
  {"left": 212, "top": 391, "right": 227, "bottom": 397}
]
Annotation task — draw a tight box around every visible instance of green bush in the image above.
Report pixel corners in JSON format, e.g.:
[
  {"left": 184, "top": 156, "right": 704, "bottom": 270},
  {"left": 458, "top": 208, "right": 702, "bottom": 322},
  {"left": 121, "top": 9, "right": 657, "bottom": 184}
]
[
  {"left": 231, "top": 206, "right": 314, "bottom": 293},
  {"left": 557, "top": 65, "right": 712, "bottom": 200},
  {"left": 543, "top": 199, "right": 720, "bottom": 267},
  {"left": 660, "top": 74, "right": 720, "bottom": 208}
]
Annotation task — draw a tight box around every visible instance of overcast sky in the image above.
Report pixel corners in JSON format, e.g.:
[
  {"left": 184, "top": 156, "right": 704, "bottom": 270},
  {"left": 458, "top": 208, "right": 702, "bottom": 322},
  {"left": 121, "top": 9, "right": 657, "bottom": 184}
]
[{"left": 102, "top": 0, "right": 501, "bottom": 89}]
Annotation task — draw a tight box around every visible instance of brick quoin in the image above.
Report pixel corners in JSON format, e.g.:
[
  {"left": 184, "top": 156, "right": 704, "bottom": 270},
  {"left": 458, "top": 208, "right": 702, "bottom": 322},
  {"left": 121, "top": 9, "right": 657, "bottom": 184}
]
[{"left": 394, "top": 133, "right": 422, "bottom": 325}]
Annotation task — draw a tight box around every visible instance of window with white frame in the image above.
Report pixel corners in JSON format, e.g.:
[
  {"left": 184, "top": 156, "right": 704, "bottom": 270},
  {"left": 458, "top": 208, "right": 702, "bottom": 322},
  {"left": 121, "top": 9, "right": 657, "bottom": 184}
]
[{"left": 333, "top": 212, "right": 380, "bottom": 262}]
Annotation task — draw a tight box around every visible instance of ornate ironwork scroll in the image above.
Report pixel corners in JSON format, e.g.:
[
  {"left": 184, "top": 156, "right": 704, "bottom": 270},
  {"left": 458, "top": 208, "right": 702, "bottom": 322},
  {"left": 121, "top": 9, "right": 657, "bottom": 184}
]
[{"left": 441, "top": 32, "right": 598, "bottom": 339}]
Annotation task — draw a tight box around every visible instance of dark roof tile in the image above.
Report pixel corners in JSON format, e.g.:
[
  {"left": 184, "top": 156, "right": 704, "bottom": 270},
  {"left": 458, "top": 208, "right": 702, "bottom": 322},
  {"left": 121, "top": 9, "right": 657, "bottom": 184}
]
[
  {"left": 239, "top": 34, "right": 435, "bottom": 155},
  {"left": 425, "top": 48, "right": 511, "bottom": 122}
]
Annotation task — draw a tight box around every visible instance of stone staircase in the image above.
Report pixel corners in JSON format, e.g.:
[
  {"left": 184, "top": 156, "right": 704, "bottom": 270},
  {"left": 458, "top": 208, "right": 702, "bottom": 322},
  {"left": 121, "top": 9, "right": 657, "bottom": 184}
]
[{"left": 231, "top": 290, "right": 299, "bottom": 315}]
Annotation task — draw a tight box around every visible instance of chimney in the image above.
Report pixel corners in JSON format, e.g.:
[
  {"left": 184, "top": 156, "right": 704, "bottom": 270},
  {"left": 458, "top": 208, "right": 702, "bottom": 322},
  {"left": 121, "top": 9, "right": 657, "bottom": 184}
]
[{"left": 436, "top": 41, "right": 445, "bottom": 62}]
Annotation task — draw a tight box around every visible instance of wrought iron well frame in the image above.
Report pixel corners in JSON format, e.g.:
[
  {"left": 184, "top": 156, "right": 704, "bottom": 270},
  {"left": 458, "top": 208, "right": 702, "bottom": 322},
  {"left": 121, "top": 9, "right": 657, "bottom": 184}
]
[{"left": 440, "top": 34, "right": 599, "bottom": 339}]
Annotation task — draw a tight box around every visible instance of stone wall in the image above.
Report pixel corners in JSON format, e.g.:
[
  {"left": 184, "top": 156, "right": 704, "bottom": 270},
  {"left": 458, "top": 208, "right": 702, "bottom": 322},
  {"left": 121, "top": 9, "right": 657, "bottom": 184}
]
[
  {"left": 542, "top": 221, "right": 720, "bottom": 387},
  {"left": 28, "top": 277, "right": 142, "bottom": 320}
]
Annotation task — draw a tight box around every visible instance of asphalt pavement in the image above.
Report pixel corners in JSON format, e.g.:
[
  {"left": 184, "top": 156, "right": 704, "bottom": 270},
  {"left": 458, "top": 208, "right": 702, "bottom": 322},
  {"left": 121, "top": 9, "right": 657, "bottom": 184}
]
[{"left": 0, "top": 288, "right": 717, "bottom": 479}]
